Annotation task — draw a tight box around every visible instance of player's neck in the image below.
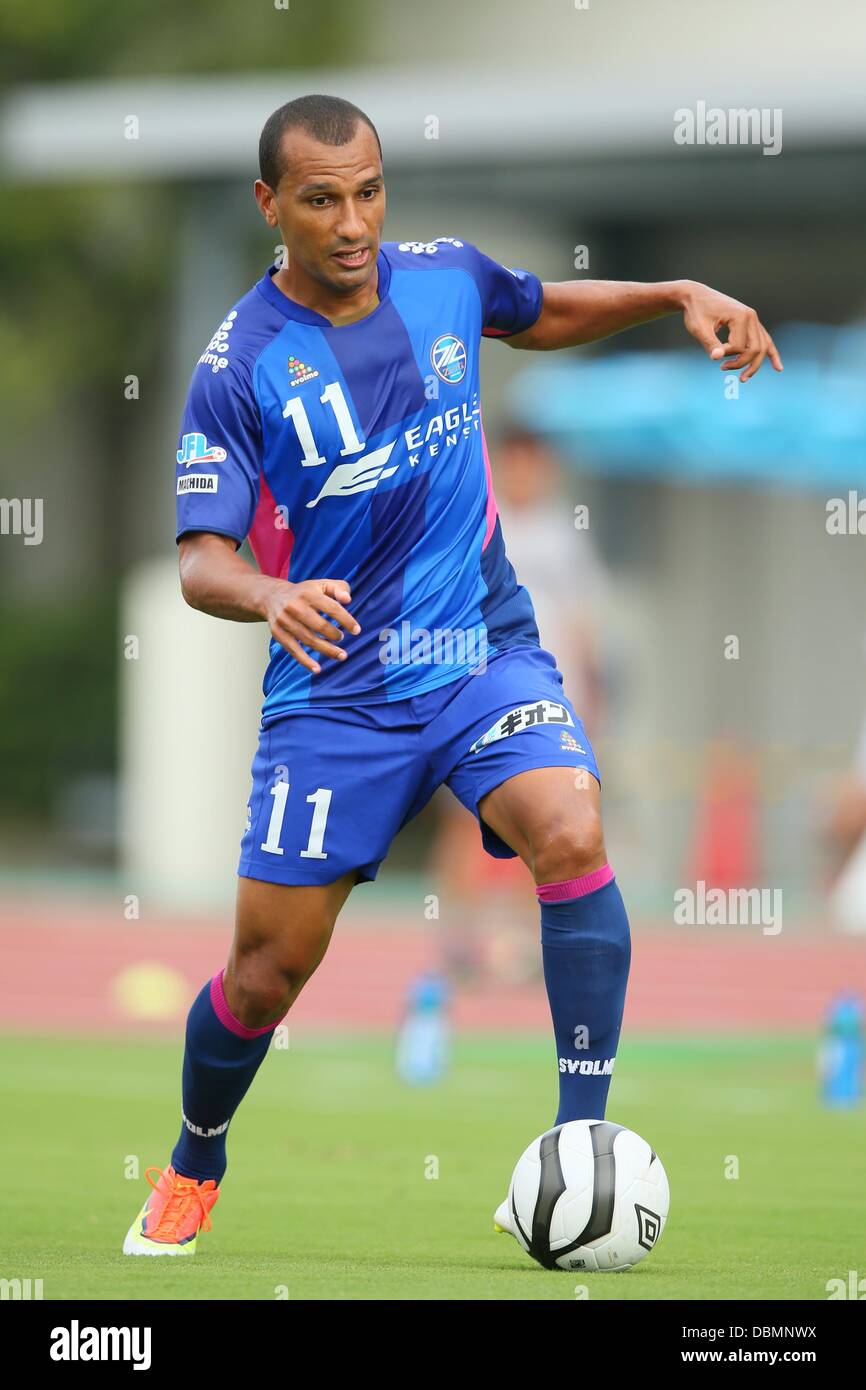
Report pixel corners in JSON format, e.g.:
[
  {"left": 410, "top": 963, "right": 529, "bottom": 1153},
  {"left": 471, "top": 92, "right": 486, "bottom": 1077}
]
[{"left": 272, "top": 262, "right": 380, "bottom": 327}]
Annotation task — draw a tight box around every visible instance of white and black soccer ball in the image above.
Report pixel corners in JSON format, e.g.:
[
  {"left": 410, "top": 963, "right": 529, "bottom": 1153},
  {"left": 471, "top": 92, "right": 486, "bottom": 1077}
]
[{"left": 507, "top": 1120, "right": 670, "bottom": 1271}]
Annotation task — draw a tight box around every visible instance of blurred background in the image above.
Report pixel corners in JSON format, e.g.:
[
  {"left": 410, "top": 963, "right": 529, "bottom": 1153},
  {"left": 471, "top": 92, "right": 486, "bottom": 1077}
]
[{"left": 1, "top": 0, "right": 865, "bottom": 1081}]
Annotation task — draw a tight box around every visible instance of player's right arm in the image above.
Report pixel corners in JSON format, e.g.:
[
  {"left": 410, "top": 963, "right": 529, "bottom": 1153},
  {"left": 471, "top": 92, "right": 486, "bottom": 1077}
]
[
  {"left": 178, "top": 532, "right": 359, "bottom": 676},
  {"left": 175, "top": 316, "right": 359, "bottom": 675}
]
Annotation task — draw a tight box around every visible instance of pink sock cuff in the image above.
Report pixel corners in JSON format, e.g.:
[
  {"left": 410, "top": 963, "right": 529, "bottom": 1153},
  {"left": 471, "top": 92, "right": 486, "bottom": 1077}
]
[
  {"left": 209, "top": 970, "right": 284, "bottom": 1039},
  {"left": 536, "top": 864, "right": 614, "bottom": 902}
]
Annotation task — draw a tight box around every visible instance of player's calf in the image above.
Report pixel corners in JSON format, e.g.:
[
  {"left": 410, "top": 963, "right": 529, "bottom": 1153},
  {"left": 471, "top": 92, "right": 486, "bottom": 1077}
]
[
  {"left": 223, "top": 872, "right": 355, "bottom": 1027},
  {"left": 480, "top": 767, "right": 629, "bottom": 1124},
  {"left": 122, "top": 873, "right": 357, "bottom": 1256}
]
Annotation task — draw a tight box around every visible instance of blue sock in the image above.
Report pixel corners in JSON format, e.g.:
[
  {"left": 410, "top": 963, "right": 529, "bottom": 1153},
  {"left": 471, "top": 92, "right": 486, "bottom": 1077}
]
[
  {"left": 170, "top": 970, "right": 284, "bottom": 1184},
  {"left": 538, "top": 867, "right": 631, "bottom": 1124}
]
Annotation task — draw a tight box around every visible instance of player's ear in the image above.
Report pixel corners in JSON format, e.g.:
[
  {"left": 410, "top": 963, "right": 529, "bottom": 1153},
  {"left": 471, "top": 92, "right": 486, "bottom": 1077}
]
[{"left": 253, "top": 179, "right": 278, "bottom": 227}]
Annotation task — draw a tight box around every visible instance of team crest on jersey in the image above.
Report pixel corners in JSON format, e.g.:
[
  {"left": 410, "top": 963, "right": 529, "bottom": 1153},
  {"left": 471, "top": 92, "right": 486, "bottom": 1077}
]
[
  {"left": 431, "top": 333, "right": 467, "bottom": 383},
  {"left": 176, "top": 433, "right": 227, "bottom": 467},
  {"left": 469, "top": 700, "right": 576, "bottom": 754},
  {"left": 288, "top": 354, "right": 319, "bottom": 386}
]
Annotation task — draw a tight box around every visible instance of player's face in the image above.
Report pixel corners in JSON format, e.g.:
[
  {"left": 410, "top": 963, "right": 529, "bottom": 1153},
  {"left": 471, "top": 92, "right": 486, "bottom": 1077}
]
[{"left": 264, "top": 124, "right": 385, "bottom": 296}]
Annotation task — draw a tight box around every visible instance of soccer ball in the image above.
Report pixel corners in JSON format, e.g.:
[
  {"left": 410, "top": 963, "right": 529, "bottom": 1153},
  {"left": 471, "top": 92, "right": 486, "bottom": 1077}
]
[{"left": 506, "top": 1120, "right": 669, "bottom": 1271}]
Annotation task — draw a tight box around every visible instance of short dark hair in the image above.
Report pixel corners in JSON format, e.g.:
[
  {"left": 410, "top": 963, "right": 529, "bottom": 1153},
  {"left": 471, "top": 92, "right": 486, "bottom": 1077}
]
[{"left": 258, "top": 94, "right": 382, "bottom": 190}]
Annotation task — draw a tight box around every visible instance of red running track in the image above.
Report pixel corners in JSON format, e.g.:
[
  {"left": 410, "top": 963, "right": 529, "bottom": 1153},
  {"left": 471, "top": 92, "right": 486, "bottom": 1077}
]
[{"left": 0, "top": 899, "right": 863, "bottom": 1036}]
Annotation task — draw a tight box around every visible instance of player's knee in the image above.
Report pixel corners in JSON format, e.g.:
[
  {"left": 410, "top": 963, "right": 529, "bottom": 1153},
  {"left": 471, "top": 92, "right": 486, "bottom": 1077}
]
[
  {"left": 229, "top": 944, "right": 317, "bottom": 1024},
  {"left": 228, "top": 956, "right": 293, "bottom": 1026},
  {"left": 532, "top": 810, "right": 606, "bottom": 886}
]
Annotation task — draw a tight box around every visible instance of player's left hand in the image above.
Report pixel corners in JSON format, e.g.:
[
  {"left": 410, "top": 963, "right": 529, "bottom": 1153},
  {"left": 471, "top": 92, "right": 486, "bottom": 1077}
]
[{"left": 680, "top": 282, "right": 783, "bottom": 382}]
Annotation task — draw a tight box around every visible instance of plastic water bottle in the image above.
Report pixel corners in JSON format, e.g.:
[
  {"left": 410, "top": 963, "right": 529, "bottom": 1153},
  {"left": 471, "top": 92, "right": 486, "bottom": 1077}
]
[
  {"left": 395, "top": 973, "right": 450, "bottom": 1085},
  {"left": 819, "top": 993, "right": 864, "bottom": 1107}
]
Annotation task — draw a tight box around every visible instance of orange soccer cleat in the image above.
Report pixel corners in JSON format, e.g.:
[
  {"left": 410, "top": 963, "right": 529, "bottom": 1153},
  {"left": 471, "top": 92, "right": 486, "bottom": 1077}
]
[{"left": 122, "top": 1163, "right": 220, "bottom": 1257}]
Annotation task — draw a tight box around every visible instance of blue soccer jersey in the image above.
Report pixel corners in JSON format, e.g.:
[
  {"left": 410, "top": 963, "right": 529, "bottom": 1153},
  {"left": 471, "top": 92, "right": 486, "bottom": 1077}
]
[{"left": 175, "top": 236, "right": 545, "bottom": 717}]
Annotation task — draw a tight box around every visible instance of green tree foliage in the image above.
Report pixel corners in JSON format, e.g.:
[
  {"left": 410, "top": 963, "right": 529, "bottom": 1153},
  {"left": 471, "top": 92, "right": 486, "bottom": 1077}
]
[
  {"left": 0, "top": 595, "right": 117, "bottom": 824},
  {"left": 0, "top": 0, "right": 358, "bottom": 83},
  {"left": 0, "top": 3, "right": 359, "bottom": 841}
]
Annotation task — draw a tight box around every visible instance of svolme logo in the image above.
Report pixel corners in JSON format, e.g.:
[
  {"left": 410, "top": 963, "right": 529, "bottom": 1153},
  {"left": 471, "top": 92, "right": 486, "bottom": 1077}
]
[
  {"left": 49, "top": 1320, "right": 152, "bottom": 1371},
  {"left": 288, "top": 354, "right": 319, "bottom": 386},
  {"left": 183, "top": 1109, "right": 229, "bottom": 1138},
  {"left": 397, "top": 237, "right": 464, "bottom": 255},
  {"left": 558, "top": 1057, "right": 615, "bottom": 1075},
  {"left": 197, "top": 309, "right": 237, "bottom": 373}
]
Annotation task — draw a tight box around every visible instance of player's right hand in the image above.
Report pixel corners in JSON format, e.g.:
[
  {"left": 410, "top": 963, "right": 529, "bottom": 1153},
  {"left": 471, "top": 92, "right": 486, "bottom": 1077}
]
[{"left": 262, "top": 578, "right": 361, "bottom": 674}]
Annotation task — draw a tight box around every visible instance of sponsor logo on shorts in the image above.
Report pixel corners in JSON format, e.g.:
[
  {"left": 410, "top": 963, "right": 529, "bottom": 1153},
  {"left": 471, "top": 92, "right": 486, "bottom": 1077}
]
[
  {"left": 177, "top": 474, "right": 218, "bottom": 494},
  {"left": 560, "top": 729, "right": 587, "bottom": 753},
  {"left": 469, "top": 699, "right": 575, "bottom": 754}
]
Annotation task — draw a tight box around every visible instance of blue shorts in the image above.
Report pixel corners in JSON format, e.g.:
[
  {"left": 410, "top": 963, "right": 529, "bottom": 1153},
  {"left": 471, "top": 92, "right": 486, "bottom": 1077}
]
[{"left": 237, "top": 644, "right": 600, "bottom": 887}]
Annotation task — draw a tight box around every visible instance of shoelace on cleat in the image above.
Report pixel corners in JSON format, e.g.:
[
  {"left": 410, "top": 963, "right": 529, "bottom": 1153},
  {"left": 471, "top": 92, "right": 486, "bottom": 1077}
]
[{"left": 144, "top": 1165, "right": 215, "bottom": 1240}]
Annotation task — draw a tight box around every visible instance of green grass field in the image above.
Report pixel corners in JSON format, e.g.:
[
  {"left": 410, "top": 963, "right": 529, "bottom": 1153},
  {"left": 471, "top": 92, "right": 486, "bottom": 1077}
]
[{"left": 1, "top": 1032, "right": 862, "bottom": 1300}]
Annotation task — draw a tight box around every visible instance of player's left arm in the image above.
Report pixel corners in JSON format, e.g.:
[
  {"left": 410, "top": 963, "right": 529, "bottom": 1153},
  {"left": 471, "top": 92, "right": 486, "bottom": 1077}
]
[{"left": 504, "top": 279, "right": 783, "bottom": 382}]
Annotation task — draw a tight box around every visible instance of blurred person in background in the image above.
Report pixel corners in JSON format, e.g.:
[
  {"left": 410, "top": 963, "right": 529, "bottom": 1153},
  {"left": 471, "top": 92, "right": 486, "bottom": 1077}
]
[
  {"left": 430, "top": 427, "right": 610, "bottom": 984},
  {"left": 826, "top": 763, "right": 866, "bottom": 883},
  {"left": 824, "top": 688, "right": 866, "bottom": 929}
]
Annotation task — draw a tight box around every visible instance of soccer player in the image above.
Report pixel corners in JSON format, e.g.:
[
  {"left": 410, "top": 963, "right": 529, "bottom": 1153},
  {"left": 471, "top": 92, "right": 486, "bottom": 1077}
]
[{"left": 123, "top": 94, "right": 781, "bottom": 1255}]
